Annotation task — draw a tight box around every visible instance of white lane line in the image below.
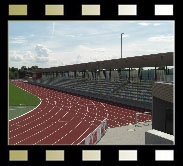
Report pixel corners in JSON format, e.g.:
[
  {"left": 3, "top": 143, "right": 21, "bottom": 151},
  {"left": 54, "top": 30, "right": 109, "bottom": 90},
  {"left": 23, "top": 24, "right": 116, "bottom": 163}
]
[
  {"left": 101, "top": 103, "right": 105, "bottom": 108},
  {"left": 34, "top": 116, "right": 76, "bottom": 145},
  {"left": 10, "top": 104, "right": 47, "bottom": 126},
  {"left": 9, "top": 107, "right": 63, "bottom": 139},
  {"left": 16, "top": 99, "right": 84, "bottom": 144},
  {"left": 10, "top": 106, "right": 56, "bottom": 133},
  {"left": 10, "top": 81, "right": 150, "bottom": 145},
  {"left": 53, "top": 121, "right": 83, "bottom": 144}
]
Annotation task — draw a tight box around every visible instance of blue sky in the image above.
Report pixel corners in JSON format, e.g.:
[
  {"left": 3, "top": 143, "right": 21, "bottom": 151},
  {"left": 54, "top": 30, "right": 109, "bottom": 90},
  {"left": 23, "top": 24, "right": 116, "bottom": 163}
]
[{"left": 9, "top": 21, "right": 174, "bottom": 69}]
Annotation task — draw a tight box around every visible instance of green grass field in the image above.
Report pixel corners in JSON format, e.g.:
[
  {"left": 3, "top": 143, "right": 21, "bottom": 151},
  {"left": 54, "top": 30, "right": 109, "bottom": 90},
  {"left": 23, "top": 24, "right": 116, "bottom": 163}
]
[
  {"left": 9, "top": 83, "right": 40, "bottom": 120},
  {"left": 9, "top": 106, "right": 36, "bottom": 120},
  {"left": 9, "top": 83, "right": 40, "bottom": 106}
]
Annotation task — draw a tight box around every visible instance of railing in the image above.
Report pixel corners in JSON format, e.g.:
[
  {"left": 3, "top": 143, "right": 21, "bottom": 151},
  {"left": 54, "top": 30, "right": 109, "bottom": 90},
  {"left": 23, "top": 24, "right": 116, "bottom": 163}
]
[
  {"left": 135, "top": 112, "right": 152, "bottom": 127},
  {"left": 78, "top": 118, "right": 107, "bottom": 145}
]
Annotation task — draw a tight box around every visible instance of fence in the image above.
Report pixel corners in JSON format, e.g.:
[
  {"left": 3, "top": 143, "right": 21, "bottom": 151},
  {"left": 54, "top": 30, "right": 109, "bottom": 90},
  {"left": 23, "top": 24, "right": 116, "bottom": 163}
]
[{"left": 79, "top": 118, "right": 107, "bottom": 145}]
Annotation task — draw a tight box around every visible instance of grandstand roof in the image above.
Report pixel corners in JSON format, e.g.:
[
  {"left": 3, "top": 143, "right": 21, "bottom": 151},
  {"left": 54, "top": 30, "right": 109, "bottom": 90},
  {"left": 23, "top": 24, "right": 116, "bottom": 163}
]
[{"left": 34, "top": 52, "right": 173, "bottom": 73}]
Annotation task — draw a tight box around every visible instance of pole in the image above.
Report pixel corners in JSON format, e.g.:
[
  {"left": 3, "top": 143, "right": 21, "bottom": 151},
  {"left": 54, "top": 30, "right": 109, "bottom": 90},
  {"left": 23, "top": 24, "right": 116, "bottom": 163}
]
[
  {"left": 121, "top": 33, "right": 124, "bottom": 59},
  {"left": 121, "top": 33, "right": 122, "bottom": 59}
]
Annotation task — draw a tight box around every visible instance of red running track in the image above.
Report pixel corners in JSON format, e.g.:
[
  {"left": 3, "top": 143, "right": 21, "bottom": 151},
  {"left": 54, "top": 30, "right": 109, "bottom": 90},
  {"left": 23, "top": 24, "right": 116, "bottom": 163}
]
[{"left": 9, "top": 81, "right": 152, "bottom": 145}]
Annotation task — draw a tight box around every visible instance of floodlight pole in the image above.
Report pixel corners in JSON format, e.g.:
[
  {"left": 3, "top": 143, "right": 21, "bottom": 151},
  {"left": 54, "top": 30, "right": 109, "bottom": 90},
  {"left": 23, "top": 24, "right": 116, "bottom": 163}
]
[{"left": 121, "top": 33, "right": 124, "bottom": 59}]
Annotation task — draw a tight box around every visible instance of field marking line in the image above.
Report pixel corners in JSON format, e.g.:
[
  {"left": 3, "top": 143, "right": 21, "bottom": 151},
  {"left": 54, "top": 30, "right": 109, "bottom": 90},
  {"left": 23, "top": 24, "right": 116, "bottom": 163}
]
[
  {"left": 10, "top": 102, "right": 49, "bottom": 127},
  {"left": 10, "top": 107, "right": 64, "bottom": 142},
  {"left": 17, "top": 95, "right": 82, "bottom": 145},
  {"left": 9, "top": 83, "right": 42, "bottom": 122}
]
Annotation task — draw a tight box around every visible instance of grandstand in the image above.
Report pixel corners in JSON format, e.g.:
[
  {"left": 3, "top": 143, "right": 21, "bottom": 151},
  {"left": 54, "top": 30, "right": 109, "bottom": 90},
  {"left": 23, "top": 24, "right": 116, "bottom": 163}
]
[
  {"left": 30, "top": 52, "right": 173, "bottom": 110},
  {"left": 9, "top": 52, "right": 174, "bottom": 145}
]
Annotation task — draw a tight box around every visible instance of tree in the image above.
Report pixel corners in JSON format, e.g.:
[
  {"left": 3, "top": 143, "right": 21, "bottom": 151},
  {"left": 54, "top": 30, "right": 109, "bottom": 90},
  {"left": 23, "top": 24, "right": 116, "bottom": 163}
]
[
  {"left": 14, "top": 71, "right": 19, "bottom": 78},
  {"left": 31, "top": 66, "right": 38, "bottom": 70},
  {"left": 9, "top": 65, "right": 40, "bottom": 79},
  {"left": 21, "top": 66, "right": 27, "bottom": 71},
  {"left": 11, "top": 67, "right": 18, "bottom": 72}
]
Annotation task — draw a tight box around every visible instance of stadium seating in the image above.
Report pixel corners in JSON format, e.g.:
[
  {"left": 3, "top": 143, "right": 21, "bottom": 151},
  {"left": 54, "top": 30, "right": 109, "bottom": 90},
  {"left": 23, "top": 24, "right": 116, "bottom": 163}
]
[
  {"left": 30, "top": 76, "right": 153, "bottom": 110},
  {"left": 113, "top": 80, "right": 152, "bottom": 103},
  {"left": 29, "top": 67, "right": 175, "bottom": 110}
]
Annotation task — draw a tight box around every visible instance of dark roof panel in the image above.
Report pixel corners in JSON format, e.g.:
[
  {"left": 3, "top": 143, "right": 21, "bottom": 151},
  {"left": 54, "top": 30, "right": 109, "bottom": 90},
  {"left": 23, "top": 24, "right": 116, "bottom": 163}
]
[{"left": 35, "top": 52, "right": 173, "bottom": 73}]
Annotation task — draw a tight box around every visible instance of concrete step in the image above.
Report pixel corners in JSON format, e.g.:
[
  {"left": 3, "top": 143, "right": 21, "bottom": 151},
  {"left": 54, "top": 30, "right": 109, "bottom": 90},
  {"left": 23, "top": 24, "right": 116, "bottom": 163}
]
[{"left": 97, "top": 122, "right": 152, "bottom": 145}]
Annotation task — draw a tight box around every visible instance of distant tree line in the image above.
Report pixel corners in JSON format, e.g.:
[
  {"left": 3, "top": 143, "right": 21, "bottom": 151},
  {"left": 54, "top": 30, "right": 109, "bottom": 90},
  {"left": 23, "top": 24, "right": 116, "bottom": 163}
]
[{"left": 9, "top": 66, "right": 39, "bottom": 80}]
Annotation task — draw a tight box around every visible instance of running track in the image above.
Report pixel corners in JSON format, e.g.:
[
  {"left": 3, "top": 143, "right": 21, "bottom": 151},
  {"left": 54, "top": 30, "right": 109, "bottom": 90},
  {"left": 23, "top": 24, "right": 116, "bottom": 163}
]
[{"left": 9, "top": 81, "right": 152, "bottom": 145}]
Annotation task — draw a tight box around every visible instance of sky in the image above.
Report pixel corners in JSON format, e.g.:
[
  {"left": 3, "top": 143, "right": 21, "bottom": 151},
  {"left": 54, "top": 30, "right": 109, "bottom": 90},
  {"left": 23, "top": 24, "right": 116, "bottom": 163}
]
[{"left": 9, "top": 21, "right": 174, "bottom": 69}]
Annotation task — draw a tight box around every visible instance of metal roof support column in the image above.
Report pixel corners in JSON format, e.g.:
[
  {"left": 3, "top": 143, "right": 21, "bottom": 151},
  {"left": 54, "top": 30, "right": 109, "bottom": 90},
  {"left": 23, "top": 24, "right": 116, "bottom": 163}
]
[
  {"left": 155, "top": 67, "right": 157, "bottom": 81},
  {"left": 119, "top": 68, "right": 122, "bottom": 80},
  {"left": 103, "top": 70, "right": 106, "bottom": 80},
  {"left": 138, "top": 68, "right": 141, "bottom": 82},
  {"left": 110, "top": 69, "right": 111, "bottom": 81},
  {"left": 131, "top": 68, "right": 133, "bottom": 81},
  {"left": 91, "top": 72, "right": 94, "bottom": 80},
  {"left": 129, "top": 68, "right": 131, "bottom": 82},
  {"left": 98, "top": 70, "right": 100, "bottom": 80},
  {"left": 148, "top": 69, "right": 149, "bottom": 80},
  {"left": 74, "top": 71, "right": 76, "bottom": 78},
  {"left": 165, "top": 65, "right": 168, "bottom": 75},
  {"left": 82, "top": 71, "right": 85, "bottom": 79}
]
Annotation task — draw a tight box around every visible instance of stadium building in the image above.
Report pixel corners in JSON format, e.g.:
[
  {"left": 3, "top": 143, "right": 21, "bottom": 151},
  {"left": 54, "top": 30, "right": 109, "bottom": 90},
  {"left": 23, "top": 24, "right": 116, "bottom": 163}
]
[{"left": 9, "top": 52, "right": 174, "bottom": 145}]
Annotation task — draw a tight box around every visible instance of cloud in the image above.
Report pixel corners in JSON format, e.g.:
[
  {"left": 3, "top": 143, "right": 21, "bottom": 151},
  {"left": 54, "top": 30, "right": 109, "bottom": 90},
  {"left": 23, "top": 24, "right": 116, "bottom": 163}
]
[
  {"left": 10, "top": 55, "right": 22, "bottom": 62},
  {"left": 23, "top": 51, "right": 34, "bottom": 60},
  {"left": 35, "top": 44, "right": 51, "bottom": 57},
  {"left": 153, "top": 23, "right": 161, "bottom": 26},
  {"left": 10, "top": 36, "right": 27, "bottom": 44},
  {"left": 74, "top": 54, "right": 82, "bottom": 64},
  {"left": 123, "top": 34, "right": 129, "bottom": 38},
  {"left": 34, "top": 44, "right": 52, "bottom": 63},
  {"left": 148, "top": 35, "right": 174, "bottom": 42},
  {"left": 9, "top": 21, "right": 174, "bottom": 69},
  {"left": 10, "top": 51, "right": 23, "bottom": 62},
  {"left": 138, "top": 22, "right": 150, "bottom": 26},
  {"left": 60, "top": 45, "right": 120, "bottom": 65},
  {"left": 65, "top": 34, "right": 83, "bottom": 38},
  {"left": 138, "top": 22, "right": 161, "bottom": 27},
  {"left": 33, "top": 44, "right": 61, "bottom": 65},
  {"left": 118, "top": 34, "right": 129, "bottom": 38},
  {"left": 36, "top": 57, "right": 49, "bottom": 63}
]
